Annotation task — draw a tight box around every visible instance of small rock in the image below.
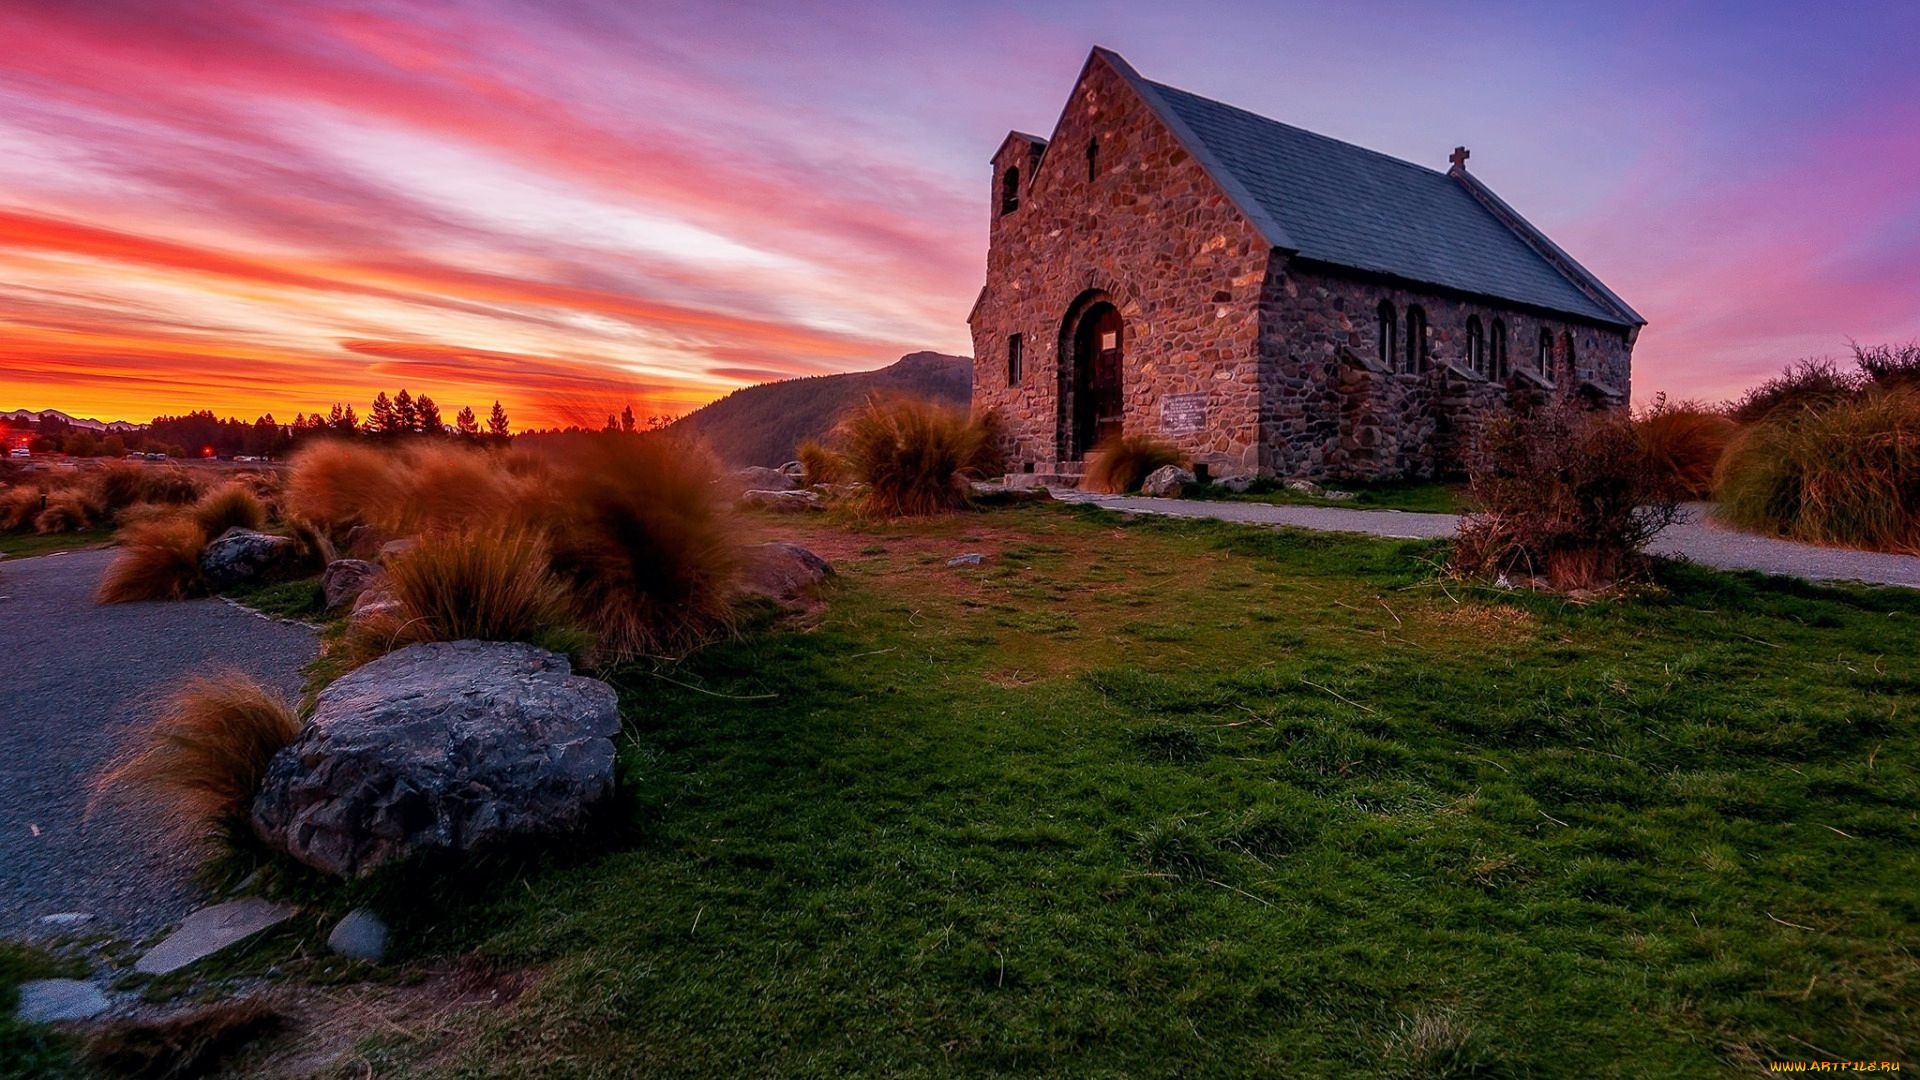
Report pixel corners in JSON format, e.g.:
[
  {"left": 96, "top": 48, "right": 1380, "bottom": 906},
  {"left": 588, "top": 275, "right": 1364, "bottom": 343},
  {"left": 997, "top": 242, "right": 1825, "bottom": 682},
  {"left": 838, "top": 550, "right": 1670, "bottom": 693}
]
[
  {"left": 725, "top": 466, "right": 796, "bottom": 493},
  {"left": 970, "top": 482, "right": 1054, "bottom": 504},
  {"left": 739, "top": 489, "right": 822, "bottom": 513},
  {"left": 946, "top": 553, "right": 987, "bottom": 566},
  {"left": 1141, "top": 465, "right": 1195, "bottom": 498},
  {"left": 1215, "top": 475, "right": 1255, "bottom": 494},
  {"left": 15, "top": 979, "right": 109, "bottom": 1023},
  {"left": 378, "top": 538, "right": 417, "bottom": 561},
  {"left": 778, "top": 460, "right": 805, "bottom": 477},
  {"left": 1321, "top": 489, "right": 1356, "bottom": 501},
  {"left": 134, "top": 898, "right": 298, "bottom": 976},
  {"left": 1284, "top": 478, "right": 1324, "bottom": 497},
  {"left": 37, "top": 912, "right": 94, "bottom": 928},
  {"left": 326, "top": 908, "right": 388, "bottom": 962},
  {"left": 737, "top": 543, "right": 834, "bottom": 614},
  {"left": 200, "top": 528, "right": 302, "bottom": 590},
  {"left": 321, "top": 559, "right": 382, "bottom": 610}
]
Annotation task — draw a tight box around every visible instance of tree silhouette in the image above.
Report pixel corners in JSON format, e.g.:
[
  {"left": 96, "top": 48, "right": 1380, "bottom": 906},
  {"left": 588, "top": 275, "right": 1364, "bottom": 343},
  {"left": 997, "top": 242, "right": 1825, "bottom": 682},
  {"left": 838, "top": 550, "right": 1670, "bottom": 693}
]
[
  {"left": 368, "top": 392, "right": 395, "bottom": 434},
  {"left": 340, "top": 404, "right": 360, "bottom": 432},
  {"left": 415, "top": 394, "right": 443, "bottom": 435},
  {"left": 487, "top": 401, "right": 511, "bottom": 439},
  {"left": 394, "top": 389, "right": 418, "bottom": 433},
  {"left": 620, "top": 405, "right": 636, "bottom": 433},
  {"left": 455, "top": 405, "right": 479, "bottom": 438}
]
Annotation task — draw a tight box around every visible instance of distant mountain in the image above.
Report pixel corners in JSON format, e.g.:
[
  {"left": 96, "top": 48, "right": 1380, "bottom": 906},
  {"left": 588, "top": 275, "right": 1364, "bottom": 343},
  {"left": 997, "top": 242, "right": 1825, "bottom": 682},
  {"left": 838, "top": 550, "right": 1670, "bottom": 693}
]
[
  {"left": 672, "top": 351, "right": 972, "bottom": 467},
  {"left": 0, "top": 408, "right": 144, "bottom": 432}
]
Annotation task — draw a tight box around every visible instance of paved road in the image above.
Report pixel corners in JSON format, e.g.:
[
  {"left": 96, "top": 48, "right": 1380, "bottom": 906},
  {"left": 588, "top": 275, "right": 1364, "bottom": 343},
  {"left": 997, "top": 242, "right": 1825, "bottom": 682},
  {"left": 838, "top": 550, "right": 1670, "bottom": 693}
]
[
  {"left": 1058, "top": 494, "right": 1920, "bottom": 589},
  {"left": 0, "top": 548, "right": 317, "bottom": 942}
]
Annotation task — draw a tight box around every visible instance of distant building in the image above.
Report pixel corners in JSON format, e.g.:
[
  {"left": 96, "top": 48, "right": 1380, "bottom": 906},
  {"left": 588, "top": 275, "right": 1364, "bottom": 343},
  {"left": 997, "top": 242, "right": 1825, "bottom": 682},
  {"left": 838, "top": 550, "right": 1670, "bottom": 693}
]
[{"left": 969, "top": 48, "right": 1644, "bottom": 480}]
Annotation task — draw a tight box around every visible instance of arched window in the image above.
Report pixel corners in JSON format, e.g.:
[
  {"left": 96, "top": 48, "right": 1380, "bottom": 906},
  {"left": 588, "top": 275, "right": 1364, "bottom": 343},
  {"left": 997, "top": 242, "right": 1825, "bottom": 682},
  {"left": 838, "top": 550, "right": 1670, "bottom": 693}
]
[
  {"left": 1491, "top": 319, "right": 1508, "bottom": 378},
  {"left": 1007, "top": 333, "right": 1024, "bottom": 386},
  {"left": 1377, "top": 300, "right": 1397, "bottom": 369},
  {"left": 1561, "top": 331, "right": 1576, "bottom": 381},
  {"left": 1000, "top": 166, "right": 1020, "bottom": 216},
  {"left": 1538, "top": 328, "right": 1553, "bottom": 376},
  {"left": 1405, "top": 305, "right": 1427, "bottom": 374},
  {"left": 1466, "top": 316, "right": 1485, "bottom": 377},
  {"left": 1086, "top": 138, "right": 1099, "bottom": 182}
]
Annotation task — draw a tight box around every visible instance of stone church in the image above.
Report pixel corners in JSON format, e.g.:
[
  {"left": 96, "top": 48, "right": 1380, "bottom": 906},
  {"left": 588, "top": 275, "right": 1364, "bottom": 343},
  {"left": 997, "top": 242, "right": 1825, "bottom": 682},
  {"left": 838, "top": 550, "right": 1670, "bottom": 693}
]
[{"left": 969, "top": 48, "right": 1644, "bottom": 481}]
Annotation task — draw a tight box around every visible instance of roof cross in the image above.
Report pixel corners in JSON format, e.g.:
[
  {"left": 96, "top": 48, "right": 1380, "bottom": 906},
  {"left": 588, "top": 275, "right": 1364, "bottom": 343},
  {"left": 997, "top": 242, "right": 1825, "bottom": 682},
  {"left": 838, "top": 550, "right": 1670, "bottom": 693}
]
[{"left": 1449, "top": 146, "right": 1471, "bottom": 170}]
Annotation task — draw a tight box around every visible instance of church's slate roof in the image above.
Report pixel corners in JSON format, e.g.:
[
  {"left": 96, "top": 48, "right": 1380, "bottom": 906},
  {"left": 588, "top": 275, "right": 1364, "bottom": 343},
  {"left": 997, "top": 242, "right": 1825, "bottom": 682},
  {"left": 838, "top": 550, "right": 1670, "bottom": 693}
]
[{"left": 1100, "top": 51, "right": 1639, "bottom": 327}]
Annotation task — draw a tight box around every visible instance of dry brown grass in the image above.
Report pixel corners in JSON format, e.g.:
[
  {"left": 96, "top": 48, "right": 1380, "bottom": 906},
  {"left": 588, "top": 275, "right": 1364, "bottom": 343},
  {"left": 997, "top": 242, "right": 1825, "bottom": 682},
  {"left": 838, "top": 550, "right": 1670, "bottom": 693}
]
[
  {"left": 93, "top": 673, "right": 301, "bottom": 856},
  {"left": 287, "top": 440, "right": 546, "bottom": 543},
  {"left": 32, "top": 488, "right": 98, "bottom": 533},
  {"left": 540, "top": 434, "right": 741, "bottom": 662},
  {"left": 193, "top": 483, "right": 268, "bottom": 538},
  {"left": 96, "top": 519, "right": 210, "bottom": 602},
  {"left": 346, "top": 524, "right": 577, "bottom": 664},
  {"left": 1083, "top": 433, "right": 1183, "bottom": 494},
  {"left": 835, "top": 395, "right": 1004, "bottom": 517},
  {"left": 0, "top": 484, "right": 45, "bottom": 530},
  {"left": 90, "top": 459, "right": 205, "bottom": 515},
  {"left": 1715, "top": 386, "right": 1920, "bottom": 553},
  {"left": 795, "top": 438, "right": 845, "bottom": 485},
  {"left": 85, "top": 999, "right": 283, "bottom": 1079},
  {"left": 1635, "top": 395, "right": 1737, "bottom": 499}
]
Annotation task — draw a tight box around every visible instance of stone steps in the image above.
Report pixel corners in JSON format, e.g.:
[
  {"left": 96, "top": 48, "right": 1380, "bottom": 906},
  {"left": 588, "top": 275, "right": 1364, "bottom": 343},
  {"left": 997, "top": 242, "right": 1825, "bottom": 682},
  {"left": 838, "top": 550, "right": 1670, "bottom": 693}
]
[{"left": 1004, "top": 460, "right": 1087, "bottom": 489}]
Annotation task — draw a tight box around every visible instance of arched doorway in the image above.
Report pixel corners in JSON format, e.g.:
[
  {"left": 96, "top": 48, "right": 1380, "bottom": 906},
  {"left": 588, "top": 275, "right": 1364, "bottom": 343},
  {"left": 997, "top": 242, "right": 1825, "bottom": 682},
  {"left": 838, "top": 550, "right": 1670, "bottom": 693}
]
[{"left": 1070, "top": 301, "right": 1124, "bottom": 457}]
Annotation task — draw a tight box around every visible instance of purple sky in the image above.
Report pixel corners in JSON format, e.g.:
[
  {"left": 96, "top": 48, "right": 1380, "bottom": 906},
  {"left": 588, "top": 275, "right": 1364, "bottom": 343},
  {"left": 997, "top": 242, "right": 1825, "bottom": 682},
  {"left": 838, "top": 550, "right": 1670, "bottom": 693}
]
[{"left": 1, "top": 0, "right": 1915, "bottom": 423}]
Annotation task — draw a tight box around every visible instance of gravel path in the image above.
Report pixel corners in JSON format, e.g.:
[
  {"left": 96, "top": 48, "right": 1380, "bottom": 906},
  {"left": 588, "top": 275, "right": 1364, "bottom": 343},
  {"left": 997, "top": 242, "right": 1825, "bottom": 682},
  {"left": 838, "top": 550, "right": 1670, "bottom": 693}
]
[
  {"left": 1058, "top": 493, "right": 1920, "bottom": 589},
  {"left": 0, "top": 547, "right": 318, "bottom": 942}
]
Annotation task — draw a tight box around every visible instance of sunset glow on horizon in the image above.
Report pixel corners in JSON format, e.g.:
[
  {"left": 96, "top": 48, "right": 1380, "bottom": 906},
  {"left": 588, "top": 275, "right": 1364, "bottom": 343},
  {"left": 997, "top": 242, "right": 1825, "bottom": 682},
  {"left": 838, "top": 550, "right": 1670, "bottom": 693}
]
[{"left": 3, "top": 0, "right": 1917, "bottom": 428}]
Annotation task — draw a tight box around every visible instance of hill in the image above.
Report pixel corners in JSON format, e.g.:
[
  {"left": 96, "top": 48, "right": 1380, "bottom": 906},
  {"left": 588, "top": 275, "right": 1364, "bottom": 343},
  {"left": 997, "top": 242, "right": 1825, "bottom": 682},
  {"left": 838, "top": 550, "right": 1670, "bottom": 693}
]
[
  {"left": 1, "top": 408, "right": 144, "bottom": 432},
  {"left": 672, "top": 351, "right": 971, "bottom": 466}
]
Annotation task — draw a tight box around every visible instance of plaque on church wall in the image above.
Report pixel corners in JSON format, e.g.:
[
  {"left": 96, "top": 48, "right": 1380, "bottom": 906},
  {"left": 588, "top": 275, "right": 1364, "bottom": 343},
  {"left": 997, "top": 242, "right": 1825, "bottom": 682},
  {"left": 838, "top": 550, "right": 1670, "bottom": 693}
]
[{"left": 1161, "top": 393, "right": 1208, "bottom": 434}]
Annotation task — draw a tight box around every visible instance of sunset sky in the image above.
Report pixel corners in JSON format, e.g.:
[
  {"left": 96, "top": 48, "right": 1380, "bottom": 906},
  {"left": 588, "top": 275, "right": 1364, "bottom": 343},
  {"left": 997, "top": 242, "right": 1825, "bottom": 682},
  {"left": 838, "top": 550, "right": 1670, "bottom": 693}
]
[{"left": 2, "top": 0, "right": 1917, "bottom": 428}]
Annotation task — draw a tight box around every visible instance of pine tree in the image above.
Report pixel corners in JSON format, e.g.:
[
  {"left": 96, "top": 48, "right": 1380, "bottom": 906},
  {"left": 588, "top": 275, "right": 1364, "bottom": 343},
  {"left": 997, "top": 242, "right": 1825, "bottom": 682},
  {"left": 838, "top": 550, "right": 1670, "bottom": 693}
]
[
  {"left": 293, "top": 412, "right": 306, "bottom": 429},
  {"left": 368, "top": 392, "right": 394, "bottom": 434},
  {"left": 620, "top": 405, "right": 636, "bottom": 433},
  {"left": 487, "top": 401, "right": 510, "bottom": 439},
  {"left": 394, "top": 389, "right": 417, "bottom": 433},
  {"left": 340, "top": 404, "right": 360, "bottom": 432},
  {"left": 455, "top": 405, "right": 480, "bottom": 438},
  {"left": 328, "top": 403, "right": 346, "bottom": 430},
  {"left": 415, "top": 394, "right": 443, "bottom": 435}
]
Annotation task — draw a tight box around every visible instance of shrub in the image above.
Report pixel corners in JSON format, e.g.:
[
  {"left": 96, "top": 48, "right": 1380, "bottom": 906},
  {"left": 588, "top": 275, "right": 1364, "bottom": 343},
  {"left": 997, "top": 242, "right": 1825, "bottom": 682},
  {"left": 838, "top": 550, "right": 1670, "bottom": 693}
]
[
  {"left": 1084, "top": 433, "right": 1183, "bottom": 494},
  {"left": 192, "top": 484, "right": 268, "bottom": 538},
  {"left": 1728, "top": 357, "right": 1861, "bottom": 424},
  {"left": 93, "top": 673, "right": 301, "bottom": 857},
  {"left": 795, "top": 438, "right": 845, "bottom": 486},
  {"left": 1714, "top": 387, "right": 1920, "bottom": 553},
  {"left": 1454, "top": 403, "right": 1681, "bottom": 590},
  {"left": 0, "top": 485, "right": 44, "bottom": 531},
  {"left": 540, "top": 434, "right": 741, "bottom": 661},
  {"left": 34, "top": 489, "right": 98, "bottom": 533},
  {"left": 1635, "top": 394, "right": 1737, "bottom": 499},
  {"left": 836, "top": 396, "right": 1004, "bottom": 516},
  {"left": 90, "top": 460, "right": 203, "bottom": 515},
  {"left": 1852, "top": 340, "right": 1920, "bottom": 391},
  {"left": 347, "top": 524, "right": 579, "bottom": 664},
  {"left": 96, "top": 519, "right": 209, "bottom": 603}
]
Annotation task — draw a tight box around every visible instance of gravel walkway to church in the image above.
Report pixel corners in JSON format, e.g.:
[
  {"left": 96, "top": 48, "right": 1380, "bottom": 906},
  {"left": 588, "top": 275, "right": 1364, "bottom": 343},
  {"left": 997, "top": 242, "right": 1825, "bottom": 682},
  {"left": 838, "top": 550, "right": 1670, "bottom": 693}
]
[
  {"left": 0, "top": 547, "right": 318, "bottom": 943},
  {"left": 1058, "top": 493, "right": 1920, "bottom": 589}
]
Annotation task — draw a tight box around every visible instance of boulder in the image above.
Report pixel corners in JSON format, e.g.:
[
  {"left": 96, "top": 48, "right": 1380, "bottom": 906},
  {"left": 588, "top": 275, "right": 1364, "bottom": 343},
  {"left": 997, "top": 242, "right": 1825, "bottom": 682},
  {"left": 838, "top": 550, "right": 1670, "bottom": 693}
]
[
  {"left": 326, "top": 907, "right": 389, "bottom": 962},
  {"left": 725, "top": 466, "right": 796, "bottom": 494},
  {"left": 252, "top": 641, "right": 620, "bottom": 878},
  {"left": 1214, "top": 475, "right": 1256, "bottom": 494},
  {"left": 736, "top": 542, "right": 834, "bottom": 615},
  {"left": 322, "top": 559, "right": 382, "bottom": 611},
  {"left": 739, "top": 489, "right": 822, "bottom": 513},
  {"left": 348, "top": 587, "right": 402, "bottom": 627},
  {"left": 1284, "top": 478, "right": 1324, "bottom": 497},
  {"left": 199, "top": 528, "right": 302, "bottom": 590},
  {"left": 778, "top": 460, "right": 806, "bottom": 478},
  {"left": 1140, "top": 465, "right": 1195, "bottom": 498}
]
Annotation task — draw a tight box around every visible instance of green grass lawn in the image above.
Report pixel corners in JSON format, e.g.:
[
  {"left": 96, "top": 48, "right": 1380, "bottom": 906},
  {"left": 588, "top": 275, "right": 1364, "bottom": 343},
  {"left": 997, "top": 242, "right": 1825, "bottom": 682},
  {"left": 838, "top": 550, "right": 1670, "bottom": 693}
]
[
  {"left": 1183, "top": 478, "right": 1469, "bottom": 514},
  {"left": 313, "top": 502, "right": 1919, "bottom": 1077},
  {"left": 0, "top": 528, "right": 112, "bottom": 559}
]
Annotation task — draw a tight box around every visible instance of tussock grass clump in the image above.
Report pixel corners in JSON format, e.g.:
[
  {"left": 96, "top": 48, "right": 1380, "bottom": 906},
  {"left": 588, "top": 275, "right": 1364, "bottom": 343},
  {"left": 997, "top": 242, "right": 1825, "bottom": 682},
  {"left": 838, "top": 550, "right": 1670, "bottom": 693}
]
[
  {"left": 193, "top": 483, "right": 268, "bottom": 538},
  {"left": 96, "top": 519, "right": 210, "bottom": 602},
  {"left": 85, "top": 1000, "right": 282, "bottom": 1080},
  {"left": 1084, "top": 433, "right": 1182, "bottom": 494},
  {"left": 32, "top": 489, "right": 97, "bottom": 533},
  {"left": 287, "top": 440, "right": 543, "bottom": 542},
  {"left": 0, "top": 485, "right": 45, "bottom": 531},
  {"left": 836, "top": 395, "right": 1004, "bottom": 516},
  {"left": 94, "top": 673, "right": 301, "bottom": 856},
  {"left": 795, "top": 438, "right": 844, "bottom": 486},
  {"left": 1635, "top": 395, "right": 1737, "bottom": 499},
  {"left": 1454, "top": 403, "right": 1680, "bottom": 590},
  {"left": 1714, "top": 387, "right": 1920, "bottom": 553},
  {"left": 91, "top": 459, "right": 203, "bottom": 515},
  {"left": 542, "top": 435, "right": 741, "bottom": 661},
  {"left": 349, "top": 525, "right": 578, "bottom": 664}
]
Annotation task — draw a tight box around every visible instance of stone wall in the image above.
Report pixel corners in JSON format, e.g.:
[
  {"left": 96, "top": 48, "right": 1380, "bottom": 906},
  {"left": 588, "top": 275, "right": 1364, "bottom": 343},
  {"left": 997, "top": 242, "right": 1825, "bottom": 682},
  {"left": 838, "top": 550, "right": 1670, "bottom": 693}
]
[
  {"left": 970, "top": 53, "right": 1271, "bottom": 475},
  {"left": 1257, "top": 262, "right": 1635, "bottom": 479}
]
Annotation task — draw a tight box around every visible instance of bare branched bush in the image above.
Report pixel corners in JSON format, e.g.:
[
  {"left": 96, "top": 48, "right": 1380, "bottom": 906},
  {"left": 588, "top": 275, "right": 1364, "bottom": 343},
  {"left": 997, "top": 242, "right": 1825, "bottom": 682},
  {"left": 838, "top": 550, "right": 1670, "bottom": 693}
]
[
  {"left": 93, "top": 673, "right": 301, "bottom": 857},
  {"left": 1454, "top": 403, "right": 1680, "bottom": 591},
  {"left": 1728, "top": 357, "right": 1862, "bottom": 424},
  {"left": 1852, "top": 339, "right": 1920, "bottom": 391},
  {"left": 1084, "top": 433, "right": 1183, "bottom": 494}
]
